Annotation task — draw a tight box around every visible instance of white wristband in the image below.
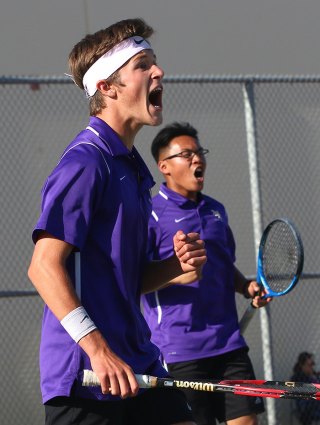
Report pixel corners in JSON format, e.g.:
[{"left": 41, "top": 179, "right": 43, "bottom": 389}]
[{"left": 60, "top": 306, "right": 97, "bottom": 343}]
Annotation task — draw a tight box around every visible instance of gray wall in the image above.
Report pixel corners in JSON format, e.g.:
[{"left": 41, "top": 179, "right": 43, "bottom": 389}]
[{"left": 2, "top": 0, "right": 320, "bottom": 76}]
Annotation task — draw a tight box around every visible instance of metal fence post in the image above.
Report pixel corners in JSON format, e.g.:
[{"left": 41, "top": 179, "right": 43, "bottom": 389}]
[{"left": 242, "top": 79, "right": 276, "bottom": 425}]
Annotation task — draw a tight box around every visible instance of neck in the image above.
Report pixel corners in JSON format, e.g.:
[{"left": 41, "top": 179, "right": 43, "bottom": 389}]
[
  {"left": 165, "top": 183, "right": 199, "bottom": 202},
  {"left": 96, "top": 110, "right": 142, "bottom": 151}
]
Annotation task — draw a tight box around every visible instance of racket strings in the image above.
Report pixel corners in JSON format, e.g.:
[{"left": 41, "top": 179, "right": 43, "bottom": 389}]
[{"left": 262, "top": 222, "right": 301, "bottom": 293}]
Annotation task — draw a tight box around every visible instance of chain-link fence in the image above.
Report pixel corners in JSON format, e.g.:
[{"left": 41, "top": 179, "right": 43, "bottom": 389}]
[{"left": 1, "top": 75, "right": 320, "bottom": 425}]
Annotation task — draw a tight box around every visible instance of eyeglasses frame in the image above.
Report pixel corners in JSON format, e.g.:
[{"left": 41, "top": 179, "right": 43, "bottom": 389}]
[{"left": 162, "top": 148, "right": 209, "bottom": 161}]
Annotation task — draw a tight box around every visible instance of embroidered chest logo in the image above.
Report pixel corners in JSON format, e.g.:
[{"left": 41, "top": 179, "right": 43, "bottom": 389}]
[
  {"left": 174, "top": 216, "right": 188, "bottom": 223},
  {"left": 211, "top": 210, "right": 222, "bottom": 220}
]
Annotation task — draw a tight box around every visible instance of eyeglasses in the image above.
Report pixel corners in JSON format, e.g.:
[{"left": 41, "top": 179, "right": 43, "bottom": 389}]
[{"left": 163, "top": 148, "right": 209, "bottom": 161}]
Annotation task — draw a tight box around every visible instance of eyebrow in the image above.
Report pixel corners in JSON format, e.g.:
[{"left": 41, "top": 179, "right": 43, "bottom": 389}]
[{"left": 133, "top": 50, "right": 157, "bottom": 62}]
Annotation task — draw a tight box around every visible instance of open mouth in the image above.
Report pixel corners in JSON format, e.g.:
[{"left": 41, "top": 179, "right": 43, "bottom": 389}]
[
  {"left": 194, "top": 167, "right": 204, "bottom": 179},
  {"left": 149, "top": 87, "right": 163, "bottom": 109}
]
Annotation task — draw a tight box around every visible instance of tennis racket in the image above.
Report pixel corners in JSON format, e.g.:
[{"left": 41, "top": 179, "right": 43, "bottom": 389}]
[
  {"left": 82, "top": 370, "right": 320, "bottom": 400},
  {"left": 239, "top": 218, "right": 304, "bottom": 333}
]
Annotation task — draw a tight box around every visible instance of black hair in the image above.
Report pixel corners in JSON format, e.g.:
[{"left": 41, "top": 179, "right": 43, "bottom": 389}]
[
  {"left": 293, "top": 352, "right": 314, "bottom": 374},
  {"left": 151, "top": 122, "right": 199, "bottom": 162}
]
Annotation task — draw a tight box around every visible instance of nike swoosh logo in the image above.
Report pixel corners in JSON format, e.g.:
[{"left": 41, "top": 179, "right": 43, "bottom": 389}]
[
  {"left": 120, "top": 175, "right": 126, "bottom": 181},
  {"left": 134, "top": 38, "right": 144, "bottom": 45},
  {"left": 175, "top": 217, "right": 187, "bottom": 223},
  {"left": 80, "top": 315, "right": 89, "bottom": 323}
]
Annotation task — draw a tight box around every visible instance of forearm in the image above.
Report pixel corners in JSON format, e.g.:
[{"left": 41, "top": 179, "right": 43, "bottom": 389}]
[
  {"left": 28, "top": 245, "right": 80, "bottom": 319},
  {"left": 142, "top": 231, "right": 206, "bottom": 294},
  {"left": 234, "top": 266, "right": 272, "bottom": 309},
  {"left": 234, "top": 266, "right": 251, "bottom": 298},
  {"left": 28, "top": 237, "right": 105, "bottom": 347},
  {"left": 141, "top": 255, "right": 184, "bottom": 294}
]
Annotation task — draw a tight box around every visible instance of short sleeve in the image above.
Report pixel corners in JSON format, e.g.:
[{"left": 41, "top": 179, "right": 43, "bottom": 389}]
[{"left": 33, "top": 144, "right": 108, "bottom": 249}]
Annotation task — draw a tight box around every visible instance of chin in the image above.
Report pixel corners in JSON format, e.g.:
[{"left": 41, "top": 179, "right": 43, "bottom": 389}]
[
  {"left": 149, "top": 115, "right": 163, "bottom": 127},
  {"left": 197, "top": 182, "right": 204, "bottom": 191}
]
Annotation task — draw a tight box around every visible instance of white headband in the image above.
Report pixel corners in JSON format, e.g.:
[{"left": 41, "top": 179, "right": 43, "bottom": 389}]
[{"left": 82, "top": 36, "right": 152, "bottom": 97}]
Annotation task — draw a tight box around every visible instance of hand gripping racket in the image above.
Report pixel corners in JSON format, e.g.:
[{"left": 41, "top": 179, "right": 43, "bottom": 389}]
[
  {"left": 239, "top": 218, "right": 304, "bottom": 333},
  {"left": 82, "top": 370, "right": 320, "bottom": 400}
]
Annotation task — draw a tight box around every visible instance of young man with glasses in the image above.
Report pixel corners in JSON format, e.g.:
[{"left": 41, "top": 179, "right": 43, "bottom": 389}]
[{"left": 142, "top": 122, "right": 271, "bottom": 425}]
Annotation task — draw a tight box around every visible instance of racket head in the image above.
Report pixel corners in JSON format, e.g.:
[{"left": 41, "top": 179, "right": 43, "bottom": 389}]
[{"left": 257, "top": 218, "right": 304, "bottom": 297}]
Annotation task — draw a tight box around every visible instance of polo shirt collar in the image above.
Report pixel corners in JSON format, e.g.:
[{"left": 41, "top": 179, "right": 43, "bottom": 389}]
[
  {"left": 159, "top": 183, "right": 203, "bottom": 207},
  {"left": 87, "top": 116, "right": 155, "bottom": 189},
  {"left": 87, "top": 116, "right": 132, "bottom": 157}
]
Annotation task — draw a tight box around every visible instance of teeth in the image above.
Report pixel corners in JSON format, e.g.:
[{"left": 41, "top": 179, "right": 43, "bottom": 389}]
[{"left": 151, "top": 87, "right": 162, "bottom": 94}]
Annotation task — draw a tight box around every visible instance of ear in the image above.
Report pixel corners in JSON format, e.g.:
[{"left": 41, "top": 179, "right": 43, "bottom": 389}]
[
  {"left": 158, "top": 160, "right": 170, "bottom": 175},
  {"left": 96, "top": 80, "right": 117, "bottom": 98}
]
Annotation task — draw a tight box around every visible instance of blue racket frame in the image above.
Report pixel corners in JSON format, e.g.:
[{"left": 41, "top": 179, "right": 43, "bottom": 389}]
[
  {"left": 239, "top": 218, "right": 304, "bottom": 333},
  {"left": 257, "top": 218, "right": 304, "bottom": 298}
]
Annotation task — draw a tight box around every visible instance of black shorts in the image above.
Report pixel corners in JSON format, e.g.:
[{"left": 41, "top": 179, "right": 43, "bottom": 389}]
[
  {"left": 167, "top": 348, "right": 265, "bottom": 425},
  {"left": 45, "top": 387, "right": 194, "bottom": 425}
]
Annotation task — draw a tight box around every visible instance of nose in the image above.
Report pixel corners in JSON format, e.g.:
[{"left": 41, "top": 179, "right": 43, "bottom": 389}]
[{"left": 152, "top": 64, "right": 164, "bottom": 79}]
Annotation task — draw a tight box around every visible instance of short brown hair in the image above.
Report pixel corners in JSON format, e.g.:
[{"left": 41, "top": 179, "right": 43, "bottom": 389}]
[{"left": 68, "top": 18, "right": 154, "bottom": 115}]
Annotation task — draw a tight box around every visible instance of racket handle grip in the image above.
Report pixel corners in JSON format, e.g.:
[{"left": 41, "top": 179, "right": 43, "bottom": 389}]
[
  {"left": 239, "top": 302, "right": 257, "bottom": 334},
  {"left": 82, "top": 370, "right": 156, "bottom": 388}
]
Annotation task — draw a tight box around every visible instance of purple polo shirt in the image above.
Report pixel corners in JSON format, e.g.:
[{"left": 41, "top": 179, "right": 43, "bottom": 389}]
[
  {"left": 141, "top": 183, "right": 247, "bottom": 364},
  {"left": 33, "top": 117, "right": 166, "bottom": 403}
]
